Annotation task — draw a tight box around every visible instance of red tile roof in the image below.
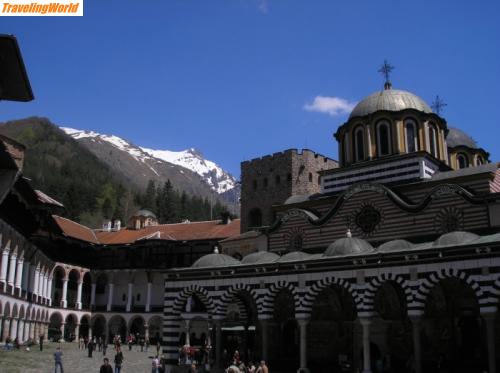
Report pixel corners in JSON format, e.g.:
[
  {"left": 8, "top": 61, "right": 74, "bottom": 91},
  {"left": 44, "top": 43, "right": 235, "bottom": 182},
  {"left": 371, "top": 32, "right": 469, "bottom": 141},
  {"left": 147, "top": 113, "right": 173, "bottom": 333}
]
[
  {"left": 95, "top": 219, "right": 241, "bottom": 244},
  {"left": 52, "top": 215, "right": 99, "bottom": 244},
  {"left": 52, "top": 215, "right": 240, "bottom": 245}
]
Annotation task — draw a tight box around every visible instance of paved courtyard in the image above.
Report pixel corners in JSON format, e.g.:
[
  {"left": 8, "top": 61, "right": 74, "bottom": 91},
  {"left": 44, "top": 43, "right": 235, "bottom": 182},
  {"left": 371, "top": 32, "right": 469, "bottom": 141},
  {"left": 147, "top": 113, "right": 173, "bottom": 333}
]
[{"left": 0, "top": 342, "right": 158, "bottom": 373}]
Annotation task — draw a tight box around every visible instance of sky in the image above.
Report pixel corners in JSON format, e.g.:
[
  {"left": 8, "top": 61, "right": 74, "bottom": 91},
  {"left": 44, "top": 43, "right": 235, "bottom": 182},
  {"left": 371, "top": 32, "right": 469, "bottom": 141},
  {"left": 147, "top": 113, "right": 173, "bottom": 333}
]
[{"left": 1, "top": 0, "right": 499, "bottom": 177}]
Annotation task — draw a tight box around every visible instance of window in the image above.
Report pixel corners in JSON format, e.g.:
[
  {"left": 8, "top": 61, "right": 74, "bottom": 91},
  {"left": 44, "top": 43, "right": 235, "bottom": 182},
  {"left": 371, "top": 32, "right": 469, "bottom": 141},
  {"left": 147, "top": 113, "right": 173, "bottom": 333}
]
[
  {"left": 275, "top": 175, "right": 281, "bottom": 185},
  {"left": 476, "top": 156, "right": 484, "bottom": 166},
  {"left": 354, "top": 126, "right": 365, "bottom": 162},
  {"left": 457, "top": 153, "right": 469, "bottom": 169},
  {"left": 252, "top": 180, "right": 258, "bottom": 190},
  {"left": 122, "top": 293, "right": 126, "bottom": 302},
  {"left": 405, "top": 120, "right": 418, "bottom": 153},
  {"left": 136, "top": 293, "right": 141, "bottom": 301},
  {"left": 249, "top": 208, "right": 262, "bottom": 228},
  {"left": 376, "top": 121, "right": 391, "bottom": 156},
  {"left": 263, "top": 177, "right": 268, "bottom": 188},
  {"left": 308, "top": 172, "right": 313, "bottom": 182},
  {"left": 318, "top": 176, "right": 321, "bottom": 185},
  {"left": 287, "top": 173, "right": 292, "bottom": 182},
  {"left": 429, "top": 124, "right": 438, "bottom": 158}
]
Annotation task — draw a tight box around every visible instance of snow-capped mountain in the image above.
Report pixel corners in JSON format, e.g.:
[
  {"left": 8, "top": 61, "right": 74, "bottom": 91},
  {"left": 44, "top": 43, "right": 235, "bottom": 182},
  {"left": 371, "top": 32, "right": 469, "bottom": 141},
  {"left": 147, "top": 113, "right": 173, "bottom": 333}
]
[{"left": 61, "top": 127, "right": 238, "bottom": 195}]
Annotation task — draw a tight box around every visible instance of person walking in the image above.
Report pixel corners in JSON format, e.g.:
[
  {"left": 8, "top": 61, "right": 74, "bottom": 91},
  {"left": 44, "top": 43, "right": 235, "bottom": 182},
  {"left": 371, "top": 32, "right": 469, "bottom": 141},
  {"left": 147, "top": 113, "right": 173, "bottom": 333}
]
[
  {"left": 152, "top": 355, "right": 160, "bottom": 373},
  {"left": 88, "top": 338, "right": 94, "bottom": 358},
  {"left": 39, "top": 334, "right": 44, "bottom": 351},
  {"left": 103, "top": 340, "right": 108, "bottom": 356},
  {"left": 54, "top": 346, "right": 64, "bottom": 373},
  {"left": 114, "top": 346, "right": 124, "bottom": 373},
  {"left": 99, "top": 357, "right": 113, "bottom": 373},
  {"left": 156, "top": 341, "right": 161, "bottom": 356}
]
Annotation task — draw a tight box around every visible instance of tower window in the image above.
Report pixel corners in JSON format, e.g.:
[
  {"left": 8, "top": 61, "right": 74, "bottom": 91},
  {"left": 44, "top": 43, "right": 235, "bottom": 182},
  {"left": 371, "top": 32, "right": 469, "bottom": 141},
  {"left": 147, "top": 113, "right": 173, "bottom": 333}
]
[
  {"left": 287, "top": 173, "right": 292, "bottom": 182},
  {"left": 275, "top": 175, "right": 281, "bottom": 185},
  {"left": 318, "top": 176, "right": 321, "bottom": 185},
  {"left": 263, "top": 177, "right": 268, "bottom": 188},
  {"left": 308, "top": 172, "right": 313, "bottom": 182},
  {"left": 249, "top": 208, "right": 262, "bottom": 228},
  {"left": 405, "top": 120, "right": 418, "bottom": 153},
  {"left": 354, "top": 126, "right": 365, "bottom": 162},
  {"left": 376, "top": 121, "right": 391, "bottom": 156},
  {"left": 477, "top": 156, "right": 484, "bottom": 166},
  {"left": 429, "top": 123, "right": 438, "bottom": 158},
  {"left": 253, "top": 180, "right": 258, "bottom": 190},
  {"left": 457, "top": 153, "right": 469, "bottom": 169}
]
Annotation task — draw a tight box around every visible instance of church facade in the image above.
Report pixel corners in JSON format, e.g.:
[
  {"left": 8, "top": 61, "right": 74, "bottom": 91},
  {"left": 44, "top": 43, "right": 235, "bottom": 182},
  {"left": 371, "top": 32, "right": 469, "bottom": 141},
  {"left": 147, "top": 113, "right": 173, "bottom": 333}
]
[{"left": 1, "top": 77, "right": 500, "bottom": 373}]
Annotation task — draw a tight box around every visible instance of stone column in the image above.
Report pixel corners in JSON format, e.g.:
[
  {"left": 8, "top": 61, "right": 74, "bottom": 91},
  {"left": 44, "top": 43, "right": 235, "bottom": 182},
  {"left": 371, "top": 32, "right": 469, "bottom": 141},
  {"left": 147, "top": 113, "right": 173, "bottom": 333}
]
[
  {"left": 42, "top": 273, "right": 48, "bottom": 304},
  {"left": 410, "top": 315, "right": 422, "bottom": 373},
  {"left": 61, "top": 276, "right": 68, "bottom": 308},
  {"left": 215, "top": 320, "right": 222, "bottom": 369},
  {"left": 28, "top": 321, "right": 33, "bottom": 340},
  {"left": 75, "top": 323, "right": 80, "bottom": 342},
  {"left": 185, "top": 319, "right": 191, "bottom": 346},
  {"left": 297, "top": 319, "right": 309, "bottom": 371},
  {"left": 76, "top": 280, "right": 83, "bottom": 309},
  {"left": 14, "top": 256, "right": 24, "bottom": 296},
  {"left": 36, "top": 269, "right": 44, "bottom": 302},
  {"left": 33, "top": 266, "right": 40, "bottom": 301},
  {"left": 260, "top": 319, "right": 269, "bottom": 361},
  {"left": 360, "top": 318, "right": 372, "bottom": 373},
  {"left": 145, "top": 282, "right": 152, "bottom": 312},
  {"left": 90, "top": 282, "right": 96, "bottom": 308},
  {"left": 11, "top": 318, "right": 18, "bottom": 340},
  {"left": 7, "top": 251, "right": 17, "bottom": 293},
  {"left": 3, "top": 317, "right": 11, "bottom": 340},
  {"left": 88, "top": 324, "right": 93, "bottom": 340},
  {"left": 483, "top": 313, "right": 497, "bottom": 373},
  {"left": 145, "top": 323, "right": 149, "bottom": 341},
  {"left": 0, "top": 246, "right": 10, "bottom": 290},
  {"left": 47, "top": 277, "right": 53, "bottom": 306},
  {"left": 107, "top": 283, "right": 114, "bottom": 311},
  {"left": 126, "top": 283, "right": 133, "bottom": 312},
  {"left": 23, "top": 320, "right": 29, "bottom": 342},
  {"left": 60, "top": 322, "right": 65, "bottom": 342}
]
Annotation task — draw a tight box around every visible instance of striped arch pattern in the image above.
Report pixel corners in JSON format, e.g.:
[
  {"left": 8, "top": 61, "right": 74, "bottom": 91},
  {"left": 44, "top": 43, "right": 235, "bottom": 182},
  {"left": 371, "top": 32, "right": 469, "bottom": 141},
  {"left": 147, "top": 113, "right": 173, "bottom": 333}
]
[
  {"left": 261, "top": 281, "right": 300, "bottom": 320},
  {"left": 300, "top": 276, "right": 361, "bottom": 318},
  {"left": 214, "top": 283, "right": 260, "bottom": 320},
  {"left": 413, "top": 268, "right": 485, "bottom": 313},
  {"left": 488, "top": 277, "right": 500, "bottom": 312},
  {"left": 171, "top": 284, "right": 215, "bottom": 315},
  {"left": 163, "top": 284, "right": 215, "bottom": 365},
  {"left": 362, "top": 273, "right": 412, "bottom": 315}
]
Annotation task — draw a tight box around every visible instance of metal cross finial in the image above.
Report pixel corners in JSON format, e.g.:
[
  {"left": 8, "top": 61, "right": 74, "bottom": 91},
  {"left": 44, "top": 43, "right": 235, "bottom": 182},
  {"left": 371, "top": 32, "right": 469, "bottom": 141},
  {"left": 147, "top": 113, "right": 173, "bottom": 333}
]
[
  {"left": 431, "top": 95, "right": 447, "bottom": 115},
  {"left": 378, "top": 59, "right": 394, "bottom": 88}
]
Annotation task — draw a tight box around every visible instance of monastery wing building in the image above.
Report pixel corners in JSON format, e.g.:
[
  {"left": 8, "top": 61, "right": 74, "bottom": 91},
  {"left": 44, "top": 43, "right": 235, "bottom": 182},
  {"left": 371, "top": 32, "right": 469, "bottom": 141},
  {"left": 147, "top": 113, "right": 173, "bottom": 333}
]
[{"left": 1, "top": 81, "right": 500, "bottom": 373}]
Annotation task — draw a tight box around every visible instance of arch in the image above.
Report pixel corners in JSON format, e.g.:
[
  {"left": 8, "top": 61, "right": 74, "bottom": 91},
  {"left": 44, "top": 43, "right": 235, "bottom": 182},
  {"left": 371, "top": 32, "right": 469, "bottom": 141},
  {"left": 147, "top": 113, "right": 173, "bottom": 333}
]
[
  {"left": 302, "top": 277, "right": 361, "bottom": 317},
  {"left": 4, "top": 302, "right": 11, "bottom": 317},
  {"left": 35, "top": 308, "right": 41, "bottom": 321},
  {"left": 216, "top": 283, "right": 261, "bottom": 319},
  {"left": 50, "top": 264, "right": 66, "bottom": 279},
  {"left": 457, "top": 153, "right": 469, "bottom": 169},
  {"left": 30, "top": 307, "right": 36, "bottom": 320},
  {"left": 404, "top": 118, "right": 418, "bottom": 152},
  {"left": 129, "top": 315, "right": 146, "bottom": 337},
  {"left": 19, "top": 304, "right": 25, "bottom": 319},
  {"left": 52, "top": 266, "right": 66, "bottom": 307},
  {"left": 108, "top": 315, "right": 127, "bottom": 342},
  {"left": 67, "top": 269, "right": 80, "bottom": 308},
  {"left": 64, "top": 313, "right": 78, "bottom": 341},
  {"left": 376, "top": 120, "right": 392, "bottom": 156},
  {"left": 147, "top": 315, "right": 162, "bottom": 344},
  {"left": 353, "top": 125, "right": 365, "bottom": 162},
  {"left": 48, "top": 312, "right": 63, "bottom": 341},
  {"left": 12, "top": 303, "right": 18, "bottom": 318},
  {"left": 82, "top": 272, "right": 92, "bottom": 309},
  {"left": 172, "top": 284, "right": 216, "bottom": 316},
  {"left": 363, "top": 273, "right": 412, "bottom": 314},
  {"left": 248, "top": 208, "right": 263, "bottom": 228},
  {"left": 414, "top": 269, "right": 484, "bottom": 312},
  {"left": 262, "top": 281, "right": 300, "bottom": 318},
  {"left": 476, "top": 155, "right": 484, "bottom": 166},
  {"left": 91, "top": 314, "right": 107, "bottom": 341},
  {"left": 79, "top": 314, "right": 90, "bottom": 338}
]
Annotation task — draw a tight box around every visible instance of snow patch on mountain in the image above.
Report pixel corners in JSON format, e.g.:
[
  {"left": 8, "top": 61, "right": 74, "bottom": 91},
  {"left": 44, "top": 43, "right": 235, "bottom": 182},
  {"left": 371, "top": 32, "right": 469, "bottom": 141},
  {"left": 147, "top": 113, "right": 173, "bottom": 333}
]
[{"left": 61, "top": 127, "right": 237, "bottom": 194}]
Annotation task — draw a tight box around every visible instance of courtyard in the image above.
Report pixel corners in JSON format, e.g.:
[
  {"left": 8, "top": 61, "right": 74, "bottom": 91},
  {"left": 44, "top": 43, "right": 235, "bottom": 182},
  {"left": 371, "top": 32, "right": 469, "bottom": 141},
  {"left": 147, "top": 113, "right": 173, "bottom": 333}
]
[{"left": 0, "top": 342, "right": 157, "bottom": 373}]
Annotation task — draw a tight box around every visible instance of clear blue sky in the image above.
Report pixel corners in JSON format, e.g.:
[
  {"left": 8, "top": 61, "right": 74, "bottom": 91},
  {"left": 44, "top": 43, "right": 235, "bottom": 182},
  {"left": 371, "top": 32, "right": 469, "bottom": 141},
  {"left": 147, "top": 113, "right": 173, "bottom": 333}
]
[{"left": 1, "top": 0, "right": 499, "bottom": 177}]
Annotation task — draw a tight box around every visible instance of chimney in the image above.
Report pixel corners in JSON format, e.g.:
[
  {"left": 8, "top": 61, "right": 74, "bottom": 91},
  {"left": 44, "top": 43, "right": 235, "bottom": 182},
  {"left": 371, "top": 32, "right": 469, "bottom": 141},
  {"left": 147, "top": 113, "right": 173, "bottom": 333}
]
[
  {"left": 113, "top": 219, "right": 121, "bottom": 231},
  {"left": 102, "top": 220, "right": 112, "bottom": 232}
]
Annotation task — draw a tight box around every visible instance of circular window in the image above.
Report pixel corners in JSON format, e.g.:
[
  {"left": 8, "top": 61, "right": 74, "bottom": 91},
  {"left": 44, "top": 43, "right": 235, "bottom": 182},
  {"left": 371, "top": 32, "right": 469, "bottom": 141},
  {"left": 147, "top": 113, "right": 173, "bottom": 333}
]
[{"left": 355, "top": 205, "right": 381, "bottom": 234}]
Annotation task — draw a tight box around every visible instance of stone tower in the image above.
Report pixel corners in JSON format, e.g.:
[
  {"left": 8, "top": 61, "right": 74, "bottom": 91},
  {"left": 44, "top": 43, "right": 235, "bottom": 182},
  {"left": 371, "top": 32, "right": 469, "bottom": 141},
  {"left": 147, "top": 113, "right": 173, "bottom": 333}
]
[{"left": 240, "top": 149, "right": 338, "bottom": 232}]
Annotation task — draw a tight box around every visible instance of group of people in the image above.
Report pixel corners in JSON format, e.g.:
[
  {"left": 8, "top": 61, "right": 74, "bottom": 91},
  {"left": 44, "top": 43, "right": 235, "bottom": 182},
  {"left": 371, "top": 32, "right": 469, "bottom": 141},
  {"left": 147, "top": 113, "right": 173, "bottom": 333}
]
[{"left": 225, "top": 350, "right": 269, "bottom": 373}]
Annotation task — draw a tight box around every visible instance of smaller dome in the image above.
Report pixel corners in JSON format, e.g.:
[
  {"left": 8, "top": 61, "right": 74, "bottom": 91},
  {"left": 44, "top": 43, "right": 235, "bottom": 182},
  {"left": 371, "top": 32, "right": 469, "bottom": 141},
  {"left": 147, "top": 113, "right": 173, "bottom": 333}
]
[
  {"left": 378, "top": 239, "right": 414, "bottom": 252},
  {"left": 433, "top": 231, "right": 479, "bottom": 247},
  {"left": 134, "top": 209, "right": 157, "bottom": 218},
  {"left": 241, "top": 251, "right": 279, "bottom": 265},
  {"left": 446, "top": 127, "right": 478, "bottom": 149},
  {"left": 192, "top": 253, "right": 240, "bottom": 268},
  {"left": 324, "top": 237, "right": 374, "bottom": 257},
  {"left": 284, "top": 194, "right": 312, "bottom": 205},
  {"left": 277, "top": 251, "right": 311, "bottom": 262}
]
